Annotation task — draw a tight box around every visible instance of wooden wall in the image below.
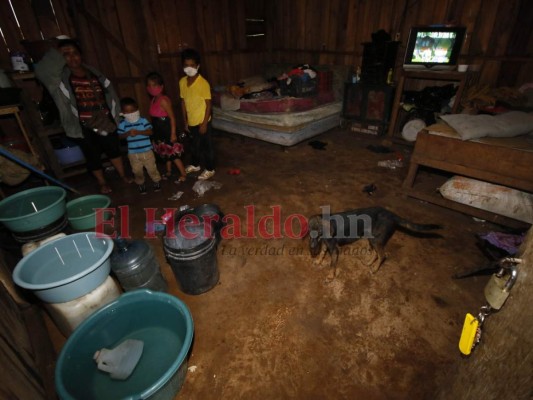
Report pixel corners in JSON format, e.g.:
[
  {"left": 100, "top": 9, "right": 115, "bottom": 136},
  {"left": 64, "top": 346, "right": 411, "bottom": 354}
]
[
  {"left": 267, "top": 0, "right": 533, "bottom": 88},
  {"left": 0, "top": 0, "right": 531, "bottom": 117}
]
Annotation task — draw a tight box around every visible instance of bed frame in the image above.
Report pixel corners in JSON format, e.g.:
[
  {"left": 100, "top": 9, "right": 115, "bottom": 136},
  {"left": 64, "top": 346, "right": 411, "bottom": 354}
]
[{"left": 403, "top": 129, "right": 533, "bottom": 227}]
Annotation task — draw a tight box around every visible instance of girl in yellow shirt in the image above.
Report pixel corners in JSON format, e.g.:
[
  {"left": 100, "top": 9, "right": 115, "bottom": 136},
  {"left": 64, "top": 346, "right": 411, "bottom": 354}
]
[{"left": 179, "top": 49, "right": 215, "bottom": 181}]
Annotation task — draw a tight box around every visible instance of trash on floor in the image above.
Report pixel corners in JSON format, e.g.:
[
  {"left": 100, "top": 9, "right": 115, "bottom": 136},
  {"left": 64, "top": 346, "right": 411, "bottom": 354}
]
[
  {"left": 308, "top": 140, "right": 327, "bottom": 150},
  {"left": 168, "top": 191, "right": 184, "bottom": 201},
  {"left": 228, "top": 168, "right": 241, "bottom": 175},
  {"left": 193, "top": 180, "right": 222, "bottom": 197},
  {"left": 478, "top": 231, "right": 526, "bottom": 255},
  {"left": 377, "top": 159, "right": 404, "bottom": 169},
  {"left": 363, "top": 183, "right": 377, "bottom": 196}
]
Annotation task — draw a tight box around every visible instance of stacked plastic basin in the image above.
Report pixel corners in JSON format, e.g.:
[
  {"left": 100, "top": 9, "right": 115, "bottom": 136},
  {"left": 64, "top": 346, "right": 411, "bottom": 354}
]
[
  {"left": 12, "top": 232, "right": 121, "bottom": 336},
  {"left": 0, "top": 186, "right": 67, "bottom": 239}
]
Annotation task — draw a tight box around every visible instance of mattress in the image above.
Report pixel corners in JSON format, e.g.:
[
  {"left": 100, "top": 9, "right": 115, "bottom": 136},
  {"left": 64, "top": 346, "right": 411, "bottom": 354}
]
[{"left": 212, "top": 102, "right": 342, "bottom": 146}]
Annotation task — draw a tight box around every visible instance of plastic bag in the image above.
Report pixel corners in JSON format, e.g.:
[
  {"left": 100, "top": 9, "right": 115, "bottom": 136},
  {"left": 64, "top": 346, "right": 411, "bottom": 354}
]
[
  {"left": 192, "top": 180, "right": 222, "bottom": 197},
  {"left": 377, "top": 159, "right": 404, "bottom": 169}
]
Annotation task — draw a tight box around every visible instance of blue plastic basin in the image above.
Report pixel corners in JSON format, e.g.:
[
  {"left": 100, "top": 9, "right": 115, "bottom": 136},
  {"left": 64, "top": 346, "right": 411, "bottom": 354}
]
[
  {"left": 12, "top": 232, "right": 114, "bottom": 303},
  {"left": 56, "top": 290, "right": 194, "bottom": 400}
]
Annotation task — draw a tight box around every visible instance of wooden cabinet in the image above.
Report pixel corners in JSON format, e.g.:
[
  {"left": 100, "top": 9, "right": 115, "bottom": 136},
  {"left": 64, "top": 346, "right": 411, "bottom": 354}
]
[
  {"left": 10, "top": 72, "right": 88, "bottom": 179},
  {"left": 342, "top": 82, "right": 394, "bottom": 135},
  {"left": 386, "top": 69, "right": 479, "bottom": 141}
]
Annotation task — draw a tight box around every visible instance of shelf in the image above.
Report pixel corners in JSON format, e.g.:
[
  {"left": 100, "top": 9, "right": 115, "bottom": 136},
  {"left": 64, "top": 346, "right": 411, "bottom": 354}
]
[
  {"left": 37, "top": 124, "right": 65, "bottom": 137},
  {"left": 387, "top": 68, "right": 478, "bottom": 142},
  {"left": 9, "top": 71, "right": 36, "bottom": 81},
  {"left": 9, "top": 74, "right": 89, "bottom": 180},
  {"left": 401, "top": 69, "right": 470, "bottom": 81}
]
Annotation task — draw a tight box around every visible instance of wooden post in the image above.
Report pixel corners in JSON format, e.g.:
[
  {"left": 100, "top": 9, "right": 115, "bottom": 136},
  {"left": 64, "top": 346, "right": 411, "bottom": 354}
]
[{"left": 436, "top": 227, "right": 533, "bottom": 399}]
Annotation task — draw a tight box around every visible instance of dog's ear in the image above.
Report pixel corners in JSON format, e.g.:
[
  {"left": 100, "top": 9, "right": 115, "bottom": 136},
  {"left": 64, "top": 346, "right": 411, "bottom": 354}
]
[{"left": 303, "top": 215, "right": 319, "bottom": 239}]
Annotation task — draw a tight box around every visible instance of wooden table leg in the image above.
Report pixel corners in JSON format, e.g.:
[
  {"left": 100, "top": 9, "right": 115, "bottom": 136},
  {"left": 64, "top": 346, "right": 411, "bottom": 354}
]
[
  {"left": 403, "top": 160, "right": 419, "bottom": 189},
  {"left": 13, "top": 110, "right": 39, "bottom": 160}
]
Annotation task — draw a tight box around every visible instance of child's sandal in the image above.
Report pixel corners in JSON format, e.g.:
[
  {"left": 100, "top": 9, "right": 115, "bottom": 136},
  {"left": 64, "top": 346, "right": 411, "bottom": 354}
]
[
  {"left": 174, "top": 175, "right": 186, "bottom": 184},
  {"left": 161, "top": 172, "right": 172, "bottom": 180}
]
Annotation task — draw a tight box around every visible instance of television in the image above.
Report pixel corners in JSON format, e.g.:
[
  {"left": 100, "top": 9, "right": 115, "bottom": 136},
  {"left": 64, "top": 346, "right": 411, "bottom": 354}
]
[{"left": 403, "top": 26, "right": 466, "bottom": 70}]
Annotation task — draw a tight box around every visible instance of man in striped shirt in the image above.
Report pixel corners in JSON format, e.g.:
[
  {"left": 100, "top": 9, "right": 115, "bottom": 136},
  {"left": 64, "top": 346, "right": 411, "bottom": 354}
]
[{"left": 118, "top": 98, "right": 162, "bottom": 194}]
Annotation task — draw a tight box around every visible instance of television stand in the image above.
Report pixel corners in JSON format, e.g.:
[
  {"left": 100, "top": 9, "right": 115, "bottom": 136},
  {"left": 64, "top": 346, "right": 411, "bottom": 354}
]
[{"left": 386, "top": 68, "right": 479, "bottom": 142}]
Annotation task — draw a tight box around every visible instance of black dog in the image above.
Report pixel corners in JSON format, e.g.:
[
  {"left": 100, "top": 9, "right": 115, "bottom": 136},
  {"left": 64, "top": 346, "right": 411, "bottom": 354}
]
[{"left": 308, "top": 207, "right": 441, "bottom": 279}]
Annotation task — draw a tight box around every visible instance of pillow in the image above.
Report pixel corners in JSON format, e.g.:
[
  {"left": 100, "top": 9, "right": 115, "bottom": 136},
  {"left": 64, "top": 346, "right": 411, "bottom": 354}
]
[
  {"left": 440, "top": 114, "right": 499, "bottom": 140},
  {"left": 492, "top": 111, "right": 533, "bottom": 137},
  {"left": 440, "top": 111, "right": 533, "bottom": 140}
]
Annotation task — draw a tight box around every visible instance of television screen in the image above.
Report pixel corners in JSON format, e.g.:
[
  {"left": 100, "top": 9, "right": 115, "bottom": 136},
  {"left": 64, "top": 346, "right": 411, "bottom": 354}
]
[{"left": 403, "top": 26, "right": 466, "bottom": 70}]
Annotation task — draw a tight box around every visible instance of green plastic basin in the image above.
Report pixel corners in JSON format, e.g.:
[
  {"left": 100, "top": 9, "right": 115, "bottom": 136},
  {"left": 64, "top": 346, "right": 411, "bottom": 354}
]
[
  {"left": 66, "top": 195, "right": 111, "bottom": 231},
  {"left": 12, "top": 232, "right": 114, "bottom": 303},
  {"left": 0, "top": 186, "right": 66, "bottom": 232},
  {"left": 56, "top": 290, "right": 194, "bottom": 400}
]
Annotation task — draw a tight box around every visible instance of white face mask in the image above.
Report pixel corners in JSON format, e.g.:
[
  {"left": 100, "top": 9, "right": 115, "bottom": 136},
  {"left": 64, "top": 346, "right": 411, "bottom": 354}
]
[
  {"left": 123, "top": 110, "right": 140, "bottom": 123},
  {"left": 183, "top": 66, "right": 199, "bottom": 77}
]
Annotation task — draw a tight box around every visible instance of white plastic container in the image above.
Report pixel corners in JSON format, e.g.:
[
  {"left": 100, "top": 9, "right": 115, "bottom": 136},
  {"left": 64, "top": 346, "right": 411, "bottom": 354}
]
[
  {"left": 44, "top": 275, "right": 121, "bottom": 337},
  {"left": 10, "top": 52, "right": 29, "bottom": 72}
]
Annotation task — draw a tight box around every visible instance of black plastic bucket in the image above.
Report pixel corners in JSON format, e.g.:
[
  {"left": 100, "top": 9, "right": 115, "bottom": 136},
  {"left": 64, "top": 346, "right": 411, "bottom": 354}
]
[{"left": 163, "top": 205, "right": 223, "bottom": 295}]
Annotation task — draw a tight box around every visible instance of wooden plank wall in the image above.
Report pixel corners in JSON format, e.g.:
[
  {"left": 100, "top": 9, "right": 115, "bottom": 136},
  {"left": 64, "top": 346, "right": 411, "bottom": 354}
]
[
  {"left": 0, "top": 0, "right": 531, "bottom": 115},
  {"left": 268, "top": 0, "right": 533, "bottom": 88}
]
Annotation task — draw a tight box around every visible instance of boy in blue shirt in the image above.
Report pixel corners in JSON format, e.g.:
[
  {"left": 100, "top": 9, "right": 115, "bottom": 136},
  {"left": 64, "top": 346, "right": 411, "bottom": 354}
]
[{"left": 118, "top": 97, "right": 162, "bottom": 194}]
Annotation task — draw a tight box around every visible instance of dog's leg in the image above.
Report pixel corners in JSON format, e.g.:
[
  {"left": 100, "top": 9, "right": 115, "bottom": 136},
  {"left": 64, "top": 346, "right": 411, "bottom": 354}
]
[
  {"left": 360, "top": 238, "right": 378, "bottom": 266},
  {"left": 313, "top": 244, "right": 328, "bottom": 266},
  {"left": 368, "top": 239, "right": 386, "bottom": 274},
  {"left": 367, "top": 218, "right": 394, "bottom": 274},
  {"left": 324, "top": 240, "right": 339, "bottom": 282}
]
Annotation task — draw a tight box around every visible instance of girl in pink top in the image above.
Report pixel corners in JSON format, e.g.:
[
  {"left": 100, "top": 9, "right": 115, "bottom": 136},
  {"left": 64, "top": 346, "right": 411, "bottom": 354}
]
[{"left": 146, "top": 72, "right": 186, "bottom": 182}]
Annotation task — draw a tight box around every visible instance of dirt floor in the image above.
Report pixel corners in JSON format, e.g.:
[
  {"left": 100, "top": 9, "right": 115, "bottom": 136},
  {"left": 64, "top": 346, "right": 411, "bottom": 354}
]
[{"left": 32, "top": 126, "right": 511, "bottom": 399}]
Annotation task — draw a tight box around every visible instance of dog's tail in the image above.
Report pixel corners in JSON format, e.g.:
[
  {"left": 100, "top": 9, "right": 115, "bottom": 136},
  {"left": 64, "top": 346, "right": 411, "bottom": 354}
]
[{"left": 393, "top": 215, "right": 442, "bottom": 232}]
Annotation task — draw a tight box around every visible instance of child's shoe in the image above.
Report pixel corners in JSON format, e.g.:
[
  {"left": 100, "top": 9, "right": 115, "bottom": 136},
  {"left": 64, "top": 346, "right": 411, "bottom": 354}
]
[
  {"left": 198, "top": 169, "right": 215, "bottom": 180},
  {"left": 185, "top": 165, "right": 201, "bottom": 174},
  {"left": 174, "top": 175, "right": 186, "bottom": 184},
  {"left": 138, "top": 184, "right": 147, "bottom": 195},
  {"left": 153, "top": 182, "right": 161, "bottom": 192}
]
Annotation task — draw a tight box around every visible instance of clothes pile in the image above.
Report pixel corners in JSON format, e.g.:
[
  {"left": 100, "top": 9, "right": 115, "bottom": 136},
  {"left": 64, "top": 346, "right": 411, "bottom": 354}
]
[{"left": 277, "top": 64, "right": 318, "bottom": 97}]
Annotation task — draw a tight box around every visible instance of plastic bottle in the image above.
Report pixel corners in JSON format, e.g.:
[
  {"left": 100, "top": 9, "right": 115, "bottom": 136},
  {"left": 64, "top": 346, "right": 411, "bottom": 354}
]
[
  {"left": 377, "top": 153, "right": 404, "bottom": 169},
  {"left": 110, "top": 238, "right": 168, "bottom": 292},
  {"left": 94, "top": 339, "right": 144, "bottom": 380},
  {"left": 387, "top": 68, "right": 394, "bottom": 85},
  {"left": 10, "top": 51, "right": 29, "bottom": 72}
]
